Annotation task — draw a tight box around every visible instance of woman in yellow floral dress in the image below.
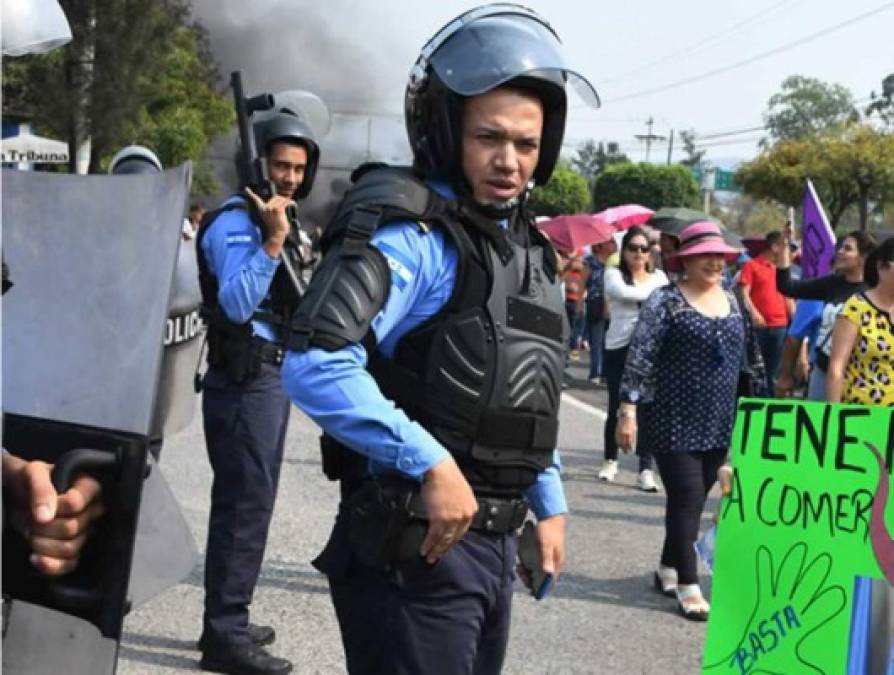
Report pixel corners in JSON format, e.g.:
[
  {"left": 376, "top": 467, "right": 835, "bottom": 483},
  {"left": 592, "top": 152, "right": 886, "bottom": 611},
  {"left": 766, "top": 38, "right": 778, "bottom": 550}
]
[{"left": 827, "top": 237, "right": 894, "bottom": 406}]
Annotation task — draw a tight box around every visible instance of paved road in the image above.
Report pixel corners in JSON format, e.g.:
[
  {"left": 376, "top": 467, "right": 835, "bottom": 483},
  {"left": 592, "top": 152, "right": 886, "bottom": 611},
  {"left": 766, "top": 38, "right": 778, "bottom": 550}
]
[{"left": 119, "top": 357, "right": 718, "bottom": 674}]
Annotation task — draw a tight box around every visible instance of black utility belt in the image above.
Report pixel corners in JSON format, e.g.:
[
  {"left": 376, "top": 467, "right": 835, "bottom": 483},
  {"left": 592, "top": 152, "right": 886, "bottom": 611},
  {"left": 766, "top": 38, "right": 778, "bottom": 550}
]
[
  {"left": 345, "top": 478, "right": 528, "bottom": 570},
  {"left": 406, "top": 492, "right": 528, "bottom": 535},
  {"left": 206, "top": 326, "right": 286, "bottom": 384},
  {"left": 253, "top": 338, "right": 285, "bottom": 366}
]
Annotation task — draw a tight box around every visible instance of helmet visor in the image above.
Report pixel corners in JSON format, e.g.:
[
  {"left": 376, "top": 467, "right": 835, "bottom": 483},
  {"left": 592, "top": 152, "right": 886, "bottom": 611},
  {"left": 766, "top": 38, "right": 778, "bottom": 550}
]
[{"left": 428, "top": 13, "right": 599, "bottom": 109}]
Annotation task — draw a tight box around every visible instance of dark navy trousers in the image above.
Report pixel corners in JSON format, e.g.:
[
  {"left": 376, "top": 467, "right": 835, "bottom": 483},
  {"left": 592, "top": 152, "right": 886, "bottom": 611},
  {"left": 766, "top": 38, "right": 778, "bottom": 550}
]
[
  {"left": 316, "top": 514, "right": 517, "bottom": 675},
  {"left": 200, "top": 362, "right": 290, "bottom": 644}
]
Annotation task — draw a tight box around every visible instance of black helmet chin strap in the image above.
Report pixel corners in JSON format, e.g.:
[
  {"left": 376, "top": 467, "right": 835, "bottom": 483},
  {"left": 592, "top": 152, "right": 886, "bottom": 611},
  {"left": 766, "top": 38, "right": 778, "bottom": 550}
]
[
  {"left": 474, "top": 197, "right": 519, "bottom": 220},
  {"left": 470, "top": 178, "right": 535, "bottom": 220}
]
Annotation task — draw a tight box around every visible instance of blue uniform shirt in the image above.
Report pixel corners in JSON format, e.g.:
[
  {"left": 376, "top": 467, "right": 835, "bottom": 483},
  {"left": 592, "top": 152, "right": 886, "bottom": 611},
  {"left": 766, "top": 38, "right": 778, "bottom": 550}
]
[
  {"left": 200, "top": 196, "right": 281, "bottom": 342},
  {"left": 282, "top": 185, "right": 567, "bottom": 519}
]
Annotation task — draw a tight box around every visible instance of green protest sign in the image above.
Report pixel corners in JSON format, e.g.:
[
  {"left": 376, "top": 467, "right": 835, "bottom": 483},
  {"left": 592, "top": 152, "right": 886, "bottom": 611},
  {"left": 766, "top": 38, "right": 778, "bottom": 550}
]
[{"left": 702, "top": 399, "right": 894, "bottom": 675}]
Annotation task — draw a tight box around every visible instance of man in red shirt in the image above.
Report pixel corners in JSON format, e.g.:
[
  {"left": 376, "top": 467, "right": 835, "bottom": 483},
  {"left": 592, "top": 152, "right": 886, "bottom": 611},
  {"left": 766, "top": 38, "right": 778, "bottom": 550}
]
[{"left": 739, "top": 230, "right": 789, "bottom": 391}]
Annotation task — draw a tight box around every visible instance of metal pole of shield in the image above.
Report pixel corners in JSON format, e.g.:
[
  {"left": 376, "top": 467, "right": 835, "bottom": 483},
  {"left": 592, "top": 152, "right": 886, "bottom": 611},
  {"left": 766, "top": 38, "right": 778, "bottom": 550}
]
[{"left": 1, "top": 163, "right": 192, "bottom": 675}]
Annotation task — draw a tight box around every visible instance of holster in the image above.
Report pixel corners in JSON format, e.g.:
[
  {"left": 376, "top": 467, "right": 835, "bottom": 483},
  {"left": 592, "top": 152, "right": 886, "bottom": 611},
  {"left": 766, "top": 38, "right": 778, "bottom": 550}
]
[
  {"left": 320, "top": 433, "right": 353, "bottom": 482},
  {"left": 345, "top": 478, "right": 426, "bottom": 571},
  {"left": 343, "top": 476, "right": 528, "bottom": 571},
  {"left": 206, "top": 326, "right": 264, "bottom": 384}
]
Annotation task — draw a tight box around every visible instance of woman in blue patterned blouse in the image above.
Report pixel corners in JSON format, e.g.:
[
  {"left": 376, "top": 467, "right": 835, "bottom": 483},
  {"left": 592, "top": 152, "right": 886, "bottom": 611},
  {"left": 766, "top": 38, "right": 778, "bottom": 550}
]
[{"left": 616, "top": 221, "right": 766, "bottom": 621}]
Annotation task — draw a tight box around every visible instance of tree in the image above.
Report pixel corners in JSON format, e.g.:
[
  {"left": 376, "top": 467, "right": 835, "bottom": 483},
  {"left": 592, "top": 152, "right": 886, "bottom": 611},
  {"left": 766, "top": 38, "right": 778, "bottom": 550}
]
[
  {"left": 821, "top": 125, "right": 894, "bottom": 229},
  {"left": 591, "top": 163, "right": 700, "bottom": 213},
  {"left": 123, "top": 23, "right": 233, "bottom": 193},
  {"left": 571, "top": 139, "right": 629, "bottom": 181},
  {"left": 737, "top": 124, "right": 894, "bottom": 230},
  {"left": 2, "top": 0, "right": 232, "bottom": 186},
  {"left": 528, "top": 162, "right": 591, "bottom": 216},
  {"left": 866, "top": 73, "right": 894, "bottom": 128},
  {"left": 763, "top": 75, "right": 858, "bottom": 145},
  {"left": 678, "top": 129, "right": 705, "bottom": 168}
]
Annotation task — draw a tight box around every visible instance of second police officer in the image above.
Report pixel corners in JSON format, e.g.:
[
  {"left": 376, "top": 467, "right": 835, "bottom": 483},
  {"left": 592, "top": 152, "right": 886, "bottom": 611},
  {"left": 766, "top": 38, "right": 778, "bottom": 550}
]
[
  {"left": 282, "top": 5, "right": 600, "bottom": 674},
  {"left": 196, "top": 108, "right": 320, "bottom": 675}
]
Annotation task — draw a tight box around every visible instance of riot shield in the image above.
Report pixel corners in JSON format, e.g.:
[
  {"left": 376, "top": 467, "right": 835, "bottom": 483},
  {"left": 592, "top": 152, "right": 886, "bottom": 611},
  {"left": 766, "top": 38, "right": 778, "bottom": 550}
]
[
  {"left": 150, "top": 232, "right": 204, "bottom": 442},
  {"left": 2, "top": 164, "right": 191, "bottom": 675}
]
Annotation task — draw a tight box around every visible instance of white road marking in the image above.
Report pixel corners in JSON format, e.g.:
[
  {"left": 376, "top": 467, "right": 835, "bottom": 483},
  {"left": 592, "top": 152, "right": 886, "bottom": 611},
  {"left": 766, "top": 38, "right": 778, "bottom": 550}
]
[{"left": 561, "top": 392, "right": 607, "bottom": 421}]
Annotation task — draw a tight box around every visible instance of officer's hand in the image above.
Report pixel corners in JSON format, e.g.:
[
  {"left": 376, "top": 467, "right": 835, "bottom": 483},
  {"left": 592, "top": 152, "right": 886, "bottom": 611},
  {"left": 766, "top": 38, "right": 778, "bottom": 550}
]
[
  {"left": 517, "top": 514, "right": 566, "bottom": 589},
  {"left": 419, "top": 456, "right": 478, "bottom": 563},
  {"left": 244, "top": 187, "right": 294, "bottom": 258},
  {"left": 3, "top": 455, "right": 104, "bottom": 576}
]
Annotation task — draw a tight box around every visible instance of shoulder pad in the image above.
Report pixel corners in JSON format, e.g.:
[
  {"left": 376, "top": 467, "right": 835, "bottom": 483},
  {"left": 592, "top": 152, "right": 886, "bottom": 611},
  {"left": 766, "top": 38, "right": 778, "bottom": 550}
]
[
  {"left": 287, "top": 243, "right": 390, "bottom": 352},
  {"left": 321, "top": 165, "right": 448, "bottom": 253}
]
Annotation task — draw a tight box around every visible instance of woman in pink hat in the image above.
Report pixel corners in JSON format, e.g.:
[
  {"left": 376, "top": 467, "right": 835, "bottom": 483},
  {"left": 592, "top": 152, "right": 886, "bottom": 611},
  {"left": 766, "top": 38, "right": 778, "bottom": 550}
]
[{"left": 615, "top": 221, "right": 766, "bottom": 621}]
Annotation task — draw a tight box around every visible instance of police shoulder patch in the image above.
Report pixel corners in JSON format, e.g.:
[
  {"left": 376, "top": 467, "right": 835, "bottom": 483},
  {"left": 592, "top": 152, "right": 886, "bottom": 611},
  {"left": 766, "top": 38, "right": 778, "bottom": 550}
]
[
  {"left": 376, "top": 241, "right": 416, "bottom": 291},
  {"left": 225, "top": 232, "right": 254, "bottom": 247}
]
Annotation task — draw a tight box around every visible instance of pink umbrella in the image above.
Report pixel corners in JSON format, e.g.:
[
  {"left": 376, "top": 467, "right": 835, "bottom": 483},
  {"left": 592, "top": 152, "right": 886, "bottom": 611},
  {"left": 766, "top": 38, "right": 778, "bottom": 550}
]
[
  {"left": 594, "top": 204, "right": 655, "bottom": 231},
  {"left": 537, "top": 214, "right": 615, "bottom": 253}
]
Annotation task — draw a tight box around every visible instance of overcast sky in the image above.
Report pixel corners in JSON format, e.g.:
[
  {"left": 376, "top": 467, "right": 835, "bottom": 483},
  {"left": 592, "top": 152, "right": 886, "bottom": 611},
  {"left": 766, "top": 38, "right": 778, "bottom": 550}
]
[{"left": 191, "top": 0, "right": 893, "bottom": 169}]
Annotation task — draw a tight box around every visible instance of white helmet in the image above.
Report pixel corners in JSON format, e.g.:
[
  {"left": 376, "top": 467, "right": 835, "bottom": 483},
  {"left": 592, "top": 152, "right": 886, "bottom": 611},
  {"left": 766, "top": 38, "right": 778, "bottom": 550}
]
[{"left": 108, "top": 145, "right": 163, "bottom": 175}]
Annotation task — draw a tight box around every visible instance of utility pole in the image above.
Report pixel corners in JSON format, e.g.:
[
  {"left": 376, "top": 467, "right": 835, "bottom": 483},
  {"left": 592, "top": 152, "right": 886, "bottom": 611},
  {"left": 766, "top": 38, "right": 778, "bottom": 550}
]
[
  {"left": 666, "top": 128, "right": 674, "bottom": 165},
  {"left": 635, "top": 116, "right": 666, "bottom": 163},
  {"left": 701, "top": 167, "right": 716, "bottom": 215}
]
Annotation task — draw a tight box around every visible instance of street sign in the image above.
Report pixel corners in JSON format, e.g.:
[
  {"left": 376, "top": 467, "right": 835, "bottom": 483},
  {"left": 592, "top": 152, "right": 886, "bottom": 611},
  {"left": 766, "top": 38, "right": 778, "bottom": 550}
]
[
  {"left": 689, "top": 167, "right": 740, "bottom": 192},
  {"left": 714, "top": 169, "right": 739, "bottom": 191}
]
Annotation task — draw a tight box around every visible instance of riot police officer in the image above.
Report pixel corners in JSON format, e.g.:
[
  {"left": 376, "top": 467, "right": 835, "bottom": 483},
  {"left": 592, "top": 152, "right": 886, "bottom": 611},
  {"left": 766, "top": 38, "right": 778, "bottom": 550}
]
[
  {"left": 282, "top": 5, "right": 599, "bottom": 674},
  {"left": 196, "top": 108, "right": 319, "bottom": 675}
]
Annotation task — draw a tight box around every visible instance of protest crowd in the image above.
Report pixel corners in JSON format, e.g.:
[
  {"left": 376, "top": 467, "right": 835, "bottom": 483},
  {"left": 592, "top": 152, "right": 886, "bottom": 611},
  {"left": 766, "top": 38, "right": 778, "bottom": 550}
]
[{"left": 2, "top": 1, "right": 893, "bottom": 674}]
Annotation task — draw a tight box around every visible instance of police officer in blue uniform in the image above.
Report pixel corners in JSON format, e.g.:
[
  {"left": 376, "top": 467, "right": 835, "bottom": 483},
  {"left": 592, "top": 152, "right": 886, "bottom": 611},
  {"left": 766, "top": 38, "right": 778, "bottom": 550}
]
[
  {"left": 196, "top": 108, "right": 320, "bottom": 675},
  {"left": 281, "top": 6, "right": 600, "bottom": 674}
]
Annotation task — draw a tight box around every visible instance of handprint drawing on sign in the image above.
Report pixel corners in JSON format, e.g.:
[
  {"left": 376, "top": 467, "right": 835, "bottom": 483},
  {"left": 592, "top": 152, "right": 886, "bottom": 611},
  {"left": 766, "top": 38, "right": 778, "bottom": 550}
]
[{"left": 705, "top": 542, "right": 847, "bottom": 675}]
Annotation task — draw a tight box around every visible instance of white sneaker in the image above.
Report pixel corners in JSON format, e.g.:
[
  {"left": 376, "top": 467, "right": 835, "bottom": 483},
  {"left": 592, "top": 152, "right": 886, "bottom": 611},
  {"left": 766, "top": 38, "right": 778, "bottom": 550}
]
[
  {"left": 637, "top": 469, "right": 659, "bottom": 493},
  {"left": 598, "top": 459, "right": 618, "bottom": 482}
]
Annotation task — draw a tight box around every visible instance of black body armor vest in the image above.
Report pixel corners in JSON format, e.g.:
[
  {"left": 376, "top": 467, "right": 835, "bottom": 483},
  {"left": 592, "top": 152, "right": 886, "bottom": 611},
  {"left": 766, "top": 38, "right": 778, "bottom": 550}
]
[
  {"left": 196, "top": 199, "right": 305, "bottom": 352},
  {"left": 311, "top": 166, "right": 568, "bottom": 497}
]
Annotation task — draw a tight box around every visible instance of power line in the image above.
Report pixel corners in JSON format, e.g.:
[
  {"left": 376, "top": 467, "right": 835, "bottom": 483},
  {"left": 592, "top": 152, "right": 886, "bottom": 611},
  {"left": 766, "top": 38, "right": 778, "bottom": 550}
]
[
  {"left": 691, "top": 136, "right": 767, "bottom": 149},
  {"left": 598, "top": 3, "right": 894, "bottom": 104},
  {"left": 670, "top": 94, "right": 877, "bottom": 140},
  {"left": 595, "top": 0, "right": 800, "bottom": 87},
  {"left": 696, "top": 125, "right": 767, "bottom": 140},
  {"left": 564, "top": 132, "right": 762, "bottom": 156},
  {"left": 626, "top": 133, "right": 766, "bottom": 150}
]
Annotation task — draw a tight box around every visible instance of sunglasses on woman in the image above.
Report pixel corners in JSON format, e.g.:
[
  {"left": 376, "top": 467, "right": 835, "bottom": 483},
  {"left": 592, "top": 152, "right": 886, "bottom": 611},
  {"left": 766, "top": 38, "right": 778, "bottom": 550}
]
[{"left": 625, "top": 244, "right": 650, "bottom": 254}]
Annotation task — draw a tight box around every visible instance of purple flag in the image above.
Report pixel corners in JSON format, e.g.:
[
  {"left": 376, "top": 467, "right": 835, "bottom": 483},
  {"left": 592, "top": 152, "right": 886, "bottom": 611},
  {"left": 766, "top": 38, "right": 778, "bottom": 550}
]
[{"left": 799, "top": 179, "right": 836, "bottom": 278}]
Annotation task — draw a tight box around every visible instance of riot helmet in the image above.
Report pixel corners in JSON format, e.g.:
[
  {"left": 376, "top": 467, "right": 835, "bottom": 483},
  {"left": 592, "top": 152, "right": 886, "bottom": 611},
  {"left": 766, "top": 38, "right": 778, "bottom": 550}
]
[
  {"left": 108, "top": 145, "right": 163, "bottom": 175},
  {"left": 253, "top": 109, "right": 320, "bottom": 199},
  {"left": 405, "top": 4, "right": 599, "bottom": 190}
]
